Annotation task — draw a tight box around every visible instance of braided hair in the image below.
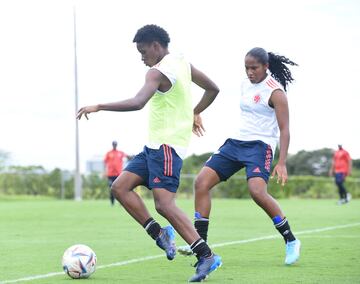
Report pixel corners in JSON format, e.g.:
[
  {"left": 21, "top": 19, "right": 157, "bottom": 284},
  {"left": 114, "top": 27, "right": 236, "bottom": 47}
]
[{"left": 246, "top": 47, "right": 298, "bottom": 91}]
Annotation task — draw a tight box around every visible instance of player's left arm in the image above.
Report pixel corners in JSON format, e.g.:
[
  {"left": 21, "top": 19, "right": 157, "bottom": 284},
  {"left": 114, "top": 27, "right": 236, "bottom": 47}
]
[
  {"left": 191, "top": 64, "right": 220, "bottom": 137},
  {"left": 77, "top": 69, "right": 162, "bottom": 120},
  {"left": 270, "top": 89, "right": 290, "bottom": 186},
  {"left": 347, "top": 152, "right": 352, "bottom": 176}
]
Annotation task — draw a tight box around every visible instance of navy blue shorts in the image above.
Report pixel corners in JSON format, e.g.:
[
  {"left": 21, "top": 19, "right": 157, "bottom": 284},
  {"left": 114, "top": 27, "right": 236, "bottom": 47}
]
[
  {"left": 107, "top": 176, "right": 118, "bottom": 188},
  {"left": 205, "top": 139, "right": 273, "bottom": 183},
  {"left": 124, "top": 145, "right": 183, "bottom": 193},
  {"left": 335, "top": 173, "right": 345, "bottom": 184}
]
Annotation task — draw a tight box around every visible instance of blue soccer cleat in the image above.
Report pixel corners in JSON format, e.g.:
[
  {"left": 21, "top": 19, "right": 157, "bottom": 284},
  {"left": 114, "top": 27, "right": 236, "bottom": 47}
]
[
  {"left": 156, "top": 225, "right": 176, "bottom": 260},
  {"left": 189, "top": 254, "right": 222, "bottom": 282},
  {"left": 285, "top": 239, "right": 301, "bottom": 265}
]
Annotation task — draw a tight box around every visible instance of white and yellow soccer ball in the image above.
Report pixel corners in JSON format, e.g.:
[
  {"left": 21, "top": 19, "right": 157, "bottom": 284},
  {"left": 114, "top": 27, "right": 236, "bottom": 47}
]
[{"left": 62, "top": 244, "right": 97, "bottom": 279}]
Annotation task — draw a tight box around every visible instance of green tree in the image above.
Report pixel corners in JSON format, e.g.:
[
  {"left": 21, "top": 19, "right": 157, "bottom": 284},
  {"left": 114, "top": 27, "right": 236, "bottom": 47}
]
[
  {"left": 287, "top": 148, "right": 333, "bottom": 176},
  {"left": 181, "top": 152, "right": 212, "bottom": 174}
]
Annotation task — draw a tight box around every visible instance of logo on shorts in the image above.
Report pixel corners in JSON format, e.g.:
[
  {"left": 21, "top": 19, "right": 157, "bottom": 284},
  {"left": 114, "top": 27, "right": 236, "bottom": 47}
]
[
  {"left": 153, "top": 177, "right": 161, "bottom": 183},
  {"left": 252, "top": 167, "right": 261, "bottom": 173}
]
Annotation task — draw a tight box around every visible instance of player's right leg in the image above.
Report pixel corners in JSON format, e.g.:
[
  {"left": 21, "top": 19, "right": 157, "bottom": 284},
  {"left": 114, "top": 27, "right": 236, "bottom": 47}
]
[
  {"left": 111, "top": 171, "right": 151, "bottom": 226},
  {"left": 335, "top": 173, "right": 348, "bottom": 204},
  {"left": 108, "top": 176, "right": 117, "bottom": 206},
  {"left": 339, "top": 183, "right": 348, "bottom": 202},
  {"left": 111, "top": 153, "right": 171, "bottom": 259}
]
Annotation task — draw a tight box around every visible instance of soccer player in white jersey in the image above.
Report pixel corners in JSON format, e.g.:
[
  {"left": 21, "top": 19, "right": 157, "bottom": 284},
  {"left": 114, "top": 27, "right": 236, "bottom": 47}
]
[
  {"left": 179, "top": 47, "right": 301, "bottom": 265},
  {"left": 77, "top": 25, "right": 222, "bottom": 282}
]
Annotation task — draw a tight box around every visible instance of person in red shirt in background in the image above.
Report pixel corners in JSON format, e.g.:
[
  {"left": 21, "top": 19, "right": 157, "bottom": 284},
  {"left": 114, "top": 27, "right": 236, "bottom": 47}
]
[
  {"left": 104, "top": 141, "right": 128, "bottom": 206},
  {"left": 329, "top": 144, "right": 352, "bottom": 204}
]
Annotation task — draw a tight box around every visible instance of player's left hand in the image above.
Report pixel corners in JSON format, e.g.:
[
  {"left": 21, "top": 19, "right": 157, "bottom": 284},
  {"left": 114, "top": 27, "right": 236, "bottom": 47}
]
[
  {"left": 192, "top": 114, "right": 205, "bottom": 137},
  {"left": 271, "top": 163, "right": 288, "bottom": 186},
  {"left": 77, "top": 105, "right": 99, "bottom": 120}
]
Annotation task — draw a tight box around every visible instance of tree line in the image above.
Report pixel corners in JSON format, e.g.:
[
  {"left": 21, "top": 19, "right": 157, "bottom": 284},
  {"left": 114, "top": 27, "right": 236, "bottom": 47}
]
[{"left": 0, "top": 148, "right": 359, "bottom": 199}]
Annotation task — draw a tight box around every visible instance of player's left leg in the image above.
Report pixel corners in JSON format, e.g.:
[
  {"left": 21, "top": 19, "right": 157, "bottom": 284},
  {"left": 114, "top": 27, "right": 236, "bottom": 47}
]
[
  {"left": 177, "top": 167, "right": 220, "bottom": 257},
  {"left": 192, "top": 142, "right": 242, "bottom": 246},
  {"left": 108, "top": 176, "right": 117, "bottom": 206},
  {"left": 153, "top": 188, "right": 222, "bottom": 281},
  {"left": 335, "top": 173, "right": 349, "bottom": 204},
  {"left": 194, "top": 166, "right": 222, "bottom": 241},
  {"left": 153, "top": 188, "right": 210, "bottom": 255},
  {"left": 248, "top": 177, "right": 301, "bottom": 265}
]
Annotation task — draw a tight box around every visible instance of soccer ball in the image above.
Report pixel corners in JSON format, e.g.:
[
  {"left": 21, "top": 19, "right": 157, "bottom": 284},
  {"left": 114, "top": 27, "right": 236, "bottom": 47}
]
[{"left": 62, "top": 244, "right": 97, "bottom": 279}]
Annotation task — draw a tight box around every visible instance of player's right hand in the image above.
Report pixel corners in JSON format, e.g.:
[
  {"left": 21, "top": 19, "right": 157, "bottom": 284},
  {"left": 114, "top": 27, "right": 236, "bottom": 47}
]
[{"left": 77, "top": 105, "right": 100, "bottom": 120}]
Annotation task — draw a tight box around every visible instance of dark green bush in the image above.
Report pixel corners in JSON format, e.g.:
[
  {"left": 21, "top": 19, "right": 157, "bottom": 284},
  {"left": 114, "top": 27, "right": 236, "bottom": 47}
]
[{"left": 0, "top": 168, "right": 359, "bottom": 199}]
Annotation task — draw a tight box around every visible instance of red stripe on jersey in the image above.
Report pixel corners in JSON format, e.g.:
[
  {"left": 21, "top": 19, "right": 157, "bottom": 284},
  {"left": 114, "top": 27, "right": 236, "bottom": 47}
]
[
  {"left": 266, "top": 81, "right": 274, "bottom": 88},
  {"left": 266, "top": 79, "right": 277, "bottom": 88},
  {"left": 269, "top": 78, "right": 280, "bottom": 88}
]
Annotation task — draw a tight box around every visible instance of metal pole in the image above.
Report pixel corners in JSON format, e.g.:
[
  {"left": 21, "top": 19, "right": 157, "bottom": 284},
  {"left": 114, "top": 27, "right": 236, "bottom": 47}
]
[
  {"left": 73, "top": 5, "right": 82, "bottom": 201},
  {"left": 60, "top": 170, "right": 65, "bottom": 199}
]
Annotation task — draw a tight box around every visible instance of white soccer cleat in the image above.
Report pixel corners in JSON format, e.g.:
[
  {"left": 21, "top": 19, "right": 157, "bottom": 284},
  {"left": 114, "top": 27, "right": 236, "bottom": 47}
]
[
  {"left": 177, "top": 245, "right": 193, "bottom": 256},
  {"left": 346, "top": 193, "right": 352, "bottom": 202},
  {"left": 285, "top": 239, "right": 301, "bottom": 265}
]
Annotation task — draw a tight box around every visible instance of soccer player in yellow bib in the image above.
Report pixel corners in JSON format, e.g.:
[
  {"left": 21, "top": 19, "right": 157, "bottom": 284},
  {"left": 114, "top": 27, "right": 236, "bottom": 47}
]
[{"left": 77, "top": 24, "right": 222, "bottom": 282}]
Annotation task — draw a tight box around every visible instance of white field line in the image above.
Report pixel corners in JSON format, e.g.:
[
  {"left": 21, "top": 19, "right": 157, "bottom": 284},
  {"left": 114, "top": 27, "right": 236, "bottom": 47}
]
[
  {"left": 210, "top": 222, "right": 360, "bottom": 248},
  {"left": 1, "top": 222, "right": 360, "bottom": 284}
]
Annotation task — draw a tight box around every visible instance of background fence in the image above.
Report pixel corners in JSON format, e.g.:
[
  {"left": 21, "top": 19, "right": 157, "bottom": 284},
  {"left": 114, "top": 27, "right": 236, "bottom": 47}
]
[{"left": 0, "top": 170, "right": 359, "bottom": 200}]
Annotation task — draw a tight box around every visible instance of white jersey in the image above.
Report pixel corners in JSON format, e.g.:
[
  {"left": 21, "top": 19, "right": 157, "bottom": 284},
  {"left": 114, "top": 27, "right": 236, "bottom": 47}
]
[{"left": 233, "top": 74, "right": 285, "bottom": 155}]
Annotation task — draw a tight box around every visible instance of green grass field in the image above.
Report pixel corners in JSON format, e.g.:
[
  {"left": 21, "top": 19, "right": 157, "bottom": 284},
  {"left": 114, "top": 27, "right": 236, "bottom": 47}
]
[{"left": 1, "top": 198, "right": 359, "bottom": 283}]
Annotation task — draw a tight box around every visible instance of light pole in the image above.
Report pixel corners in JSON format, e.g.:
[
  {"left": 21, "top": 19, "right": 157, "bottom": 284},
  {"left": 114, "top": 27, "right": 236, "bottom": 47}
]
[{"left": 73, "top": 5, "right": 82, "bottom": 201}]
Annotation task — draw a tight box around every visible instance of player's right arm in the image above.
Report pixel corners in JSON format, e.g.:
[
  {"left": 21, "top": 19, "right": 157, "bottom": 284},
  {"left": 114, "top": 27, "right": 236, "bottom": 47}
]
[
  {"left": 191, "top": 64, "right": 219, "bottom": 136},
  {"left": 77, "top": 69, "right": 162, "bottom": 120}
]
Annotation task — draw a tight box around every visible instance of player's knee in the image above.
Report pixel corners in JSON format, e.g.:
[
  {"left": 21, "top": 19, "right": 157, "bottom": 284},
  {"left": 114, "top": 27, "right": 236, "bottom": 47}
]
[
  {"left": 154, "top": 201, "right": 171, "bottom": 217},
  {"left": 110, "top": 183, "right": 121, "bottom": 199},
  {"left": 249, "top": 186, "right": 266, "bottom": 200},
  {"left": 194, "top": 176, "right": 210, "bottom": 193}
]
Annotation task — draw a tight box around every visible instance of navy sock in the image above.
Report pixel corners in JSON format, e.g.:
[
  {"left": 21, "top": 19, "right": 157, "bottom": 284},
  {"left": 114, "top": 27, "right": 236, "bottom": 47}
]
[
  {"left": 143, "top": 218, "right": 161, "bottom": 240},
  {"left": 190, "top": 238, "right": 212, "bottom": 259},
  {"left": 194, "top": 211, "right": 209, "bottom": 242},
  {"left": 273, "top": 216, "right": 296, "bottom": 243}
]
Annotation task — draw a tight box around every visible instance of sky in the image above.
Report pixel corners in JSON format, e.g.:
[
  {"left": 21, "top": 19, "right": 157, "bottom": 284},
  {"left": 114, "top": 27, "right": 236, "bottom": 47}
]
[{"left": 0, "top": 0, "right": 359, "bottom": 171}]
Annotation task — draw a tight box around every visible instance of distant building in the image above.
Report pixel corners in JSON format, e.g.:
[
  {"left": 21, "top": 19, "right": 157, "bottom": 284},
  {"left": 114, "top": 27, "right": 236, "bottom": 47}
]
[{"left": 86, "top": 156, "right": 104, "bottom": 174}]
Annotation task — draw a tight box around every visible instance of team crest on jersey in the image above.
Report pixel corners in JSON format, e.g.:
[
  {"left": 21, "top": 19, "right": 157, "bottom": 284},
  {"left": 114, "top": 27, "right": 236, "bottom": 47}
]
[{"left": 253, "top": 94, "right": 261, "bottom": 103}]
